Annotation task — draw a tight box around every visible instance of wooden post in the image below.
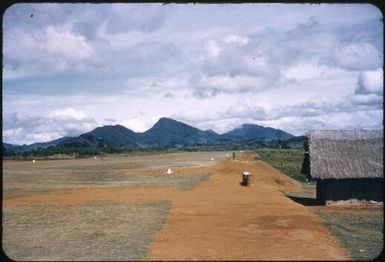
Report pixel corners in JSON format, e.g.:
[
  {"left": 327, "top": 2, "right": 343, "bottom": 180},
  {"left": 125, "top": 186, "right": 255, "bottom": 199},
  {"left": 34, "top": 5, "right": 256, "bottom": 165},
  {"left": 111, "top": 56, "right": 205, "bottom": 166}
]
[{"left": 242, "top": 171, "right": 250, "bottom": 186}]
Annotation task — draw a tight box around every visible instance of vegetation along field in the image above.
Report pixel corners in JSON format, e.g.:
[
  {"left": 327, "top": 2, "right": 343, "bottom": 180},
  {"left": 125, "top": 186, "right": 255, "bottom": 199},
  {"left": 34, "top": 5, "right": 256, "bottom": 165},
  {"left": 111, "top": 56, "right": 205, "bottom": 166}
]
[{"left": 255, "top": 148, "right": 308, "bottom": 182}]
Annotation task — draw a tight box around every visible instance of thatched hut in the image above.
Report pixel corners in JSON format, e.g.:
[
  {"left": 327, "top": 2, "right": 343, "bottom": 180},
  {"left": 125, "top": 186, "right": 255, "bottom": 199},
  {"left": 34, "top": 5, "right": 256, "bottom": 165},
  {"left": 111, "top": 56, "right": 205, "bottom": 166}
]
[{"left": 304, "top": 130, "right": 383, "bottom": 205}]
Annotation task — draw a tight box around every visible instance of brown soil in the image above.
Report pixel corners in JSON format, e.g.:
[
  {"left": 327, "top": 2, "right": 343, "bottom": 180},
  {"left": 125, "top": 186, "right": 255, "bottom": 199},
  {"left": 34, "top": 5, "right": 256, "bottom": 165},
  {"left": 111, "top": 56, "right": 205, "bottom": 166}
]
[
  {"left": 3, "top": 154, "right": 349, "bottom": 260},
  {"left": 149, "top": 155, "right": 348, "bottom": 260}
]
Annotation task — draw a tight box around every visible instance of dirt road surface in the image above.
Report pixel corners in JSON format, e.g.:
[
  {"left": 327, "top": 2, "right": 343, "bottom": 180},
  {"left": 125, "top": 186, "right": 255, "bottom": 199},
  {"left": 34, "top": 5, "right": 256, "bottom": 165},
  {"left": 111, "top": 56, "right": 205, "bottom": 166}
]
[
  {"left": 149, "top": 155, "right": 348, "bottom": 260},
  {"left": 4, "top": 154, "right": 348, "bottom": 260}
]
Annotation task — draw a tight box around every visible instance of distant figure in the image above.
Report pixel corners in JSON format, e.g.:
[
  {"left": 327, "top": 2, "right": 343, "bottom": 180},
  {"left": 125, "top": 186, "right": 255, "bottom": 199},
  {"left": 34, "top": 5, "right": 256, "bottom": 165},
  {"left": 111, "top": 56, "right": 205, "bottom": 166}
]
[
  {"left": 165, "top": 168, "right": 174, "bottom": 175},
  {"left": 232, "top": 152, "right": 235, "bottom": 160}
]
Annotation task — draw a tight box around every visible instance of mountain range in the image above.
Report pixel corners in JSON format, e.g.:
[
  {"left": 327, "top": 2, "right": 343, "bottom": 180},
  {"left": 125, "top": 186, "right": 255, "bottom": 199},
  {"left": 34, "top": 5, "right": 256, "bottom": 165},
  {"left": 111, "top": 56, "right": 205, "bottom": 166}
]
[{"left": 3, "top": 117, "right": 294, "bottom": 154}]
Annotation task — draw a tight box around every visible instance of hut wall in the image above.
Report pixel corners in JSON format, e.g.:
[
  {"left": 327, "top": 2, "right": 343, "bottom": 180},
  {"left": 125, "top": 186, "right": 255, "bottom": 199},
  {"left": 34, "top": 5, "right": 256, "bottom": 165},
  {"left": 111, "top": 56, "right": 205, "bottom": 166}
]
[
  {"left": 318, "top": 178, "right": 383, "bottom": 205},
  {"left": 325, "top": 179, "right": 351, "bottom": 204},
  {"left": 316, "top": 180, "right": 326, "bottom": 204},
  {"left": 364, "top": 178, "right": 383, "bottom": 203}
]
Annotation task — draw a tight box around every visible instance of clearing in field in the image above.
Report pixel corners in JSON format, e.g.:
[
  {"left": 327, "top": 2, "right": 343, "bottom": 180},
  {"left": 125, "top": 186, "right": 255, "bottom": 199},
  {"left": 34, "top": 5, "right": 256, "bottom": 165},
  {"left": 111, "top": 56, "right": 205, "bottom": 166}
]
[{"left": 3, "top": 151, "right": 373, "bottom": 260}]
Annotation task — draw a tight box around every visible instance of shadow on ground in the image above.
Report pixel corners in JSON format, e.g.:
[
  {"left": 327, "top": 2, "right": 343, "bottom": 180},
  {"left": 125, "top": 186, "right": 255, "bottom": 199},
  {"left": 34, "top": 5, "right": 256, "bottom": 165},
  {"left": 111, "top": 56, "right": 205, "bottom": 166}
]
[{"left": 286, "top": 195, "right": 322, "bottom": 206}]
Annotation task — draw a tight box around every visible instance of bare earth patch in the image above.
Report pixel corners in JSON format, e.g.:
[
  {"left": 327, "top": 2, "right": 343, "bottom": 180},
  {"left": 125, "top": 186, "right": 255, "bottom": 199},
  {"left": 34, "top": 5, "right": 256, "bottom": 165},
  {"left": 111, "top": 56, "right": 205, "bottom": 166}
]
[{"left": 148, "top": 156, "right": 348, "bottom": 260}]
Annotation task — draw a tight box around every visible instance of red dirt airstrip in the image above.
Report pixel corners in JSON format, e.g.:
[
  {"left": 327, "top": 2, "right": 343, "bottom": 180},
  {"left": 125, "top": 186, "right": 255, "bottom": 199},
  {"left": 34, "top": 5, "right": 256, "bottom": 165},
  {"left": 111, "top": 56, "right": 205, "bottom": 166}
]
[{"left": 3, "top": 154, "right": 348, "bottom": 260}]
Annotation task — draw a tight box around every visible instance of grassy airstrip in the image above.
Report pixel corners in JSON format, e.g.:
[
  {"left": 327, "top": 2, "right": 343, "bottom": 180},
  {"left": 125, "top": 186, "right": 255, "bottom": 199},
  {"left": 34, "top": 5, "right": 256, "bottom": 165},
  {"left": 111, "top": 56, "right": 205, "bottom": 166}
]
[
  {"left": 3, "top": 151, "right": 225, "bottom": 200},
  {"left": 3, "top": 151, "right": 227, "bottom": 260},
  {"left": 3, "top": 150, "right": 383, "bottom": 260},
  {"left": 4, "top": 201, "right": 171, "bottom": 261}
]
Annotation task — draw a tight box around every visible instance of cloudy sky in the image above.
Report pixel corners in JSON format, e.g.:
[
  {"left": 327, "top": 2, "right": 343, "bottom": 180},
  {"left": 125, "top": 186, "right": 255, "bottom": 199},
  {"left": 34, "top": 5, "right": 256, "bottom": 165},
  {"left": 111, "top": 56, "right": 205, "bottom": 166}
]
[{"left": 3, "top": 3, "right": 383, "bottom": 145}]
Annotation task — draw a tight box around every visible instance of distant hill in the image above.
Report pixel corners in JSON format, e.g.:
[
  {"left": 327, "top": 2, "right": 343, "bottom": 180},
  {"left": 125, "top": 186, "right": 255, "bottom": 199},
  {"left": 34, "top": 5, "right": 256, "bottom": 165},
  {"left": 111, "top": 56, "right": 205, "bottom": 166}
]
[
  {"left": 3, "top": 143, "right": 24, "bottom": 154},
  {"left": 3, "top": 136, "right": 71, "bottom": 154},
  {"left": 225, "top": 124, "right": 294, "bottom": 140},
  {"left": 286, "top": 135, "right": 306, "bottom": 149},
  {"left": 58, "top": 125, "right": 140, "bottom": 149},
  {"left": 139, "top": 117, "right": 223, "bottom": 148},
  {"left": 3, "top": 117, "right": 296, "bottom": 155}
]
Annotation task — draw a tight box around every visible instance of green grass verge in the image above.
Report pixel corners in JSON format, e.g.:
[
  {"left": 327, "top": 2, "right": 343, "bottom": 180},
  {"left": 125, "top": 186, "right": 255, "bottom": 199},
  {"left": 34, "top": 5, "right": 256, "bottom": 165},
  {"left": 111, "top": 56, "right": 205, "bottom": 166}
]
[
  {"left": 254, "top": 148, "right": 308, "bottom": 182},
  {"left": 3, "top": 201, "right": 171, "bottom": 261},
  {"left": 315, "top": 208, "right": 383, "bottom": 260}
]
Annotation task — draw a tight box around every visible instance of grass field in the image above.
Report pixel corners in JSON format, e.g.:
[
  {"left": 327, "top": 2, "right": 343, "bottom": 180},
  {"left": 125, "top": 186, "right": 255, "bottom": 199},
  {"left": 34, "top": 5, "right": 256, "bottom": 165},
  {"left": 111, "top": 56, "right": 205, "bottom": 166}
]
[
  {"left": 254, "top": 148, "right": 383, "bottom": 260},
  {"left": 315, "top": 207, "right": 383, "bottom": 260},
  {"left": 3, "top": 151, "right": 226, "bottom": 199},
  {"left": 3, "top": 151, "right": 228, "bottom": 260},
  {"left": 3, "top": 201, "right": 171, "bottom": 261},
  {"left": 3, "top": 169, "right": 210, "bottom": 199}
]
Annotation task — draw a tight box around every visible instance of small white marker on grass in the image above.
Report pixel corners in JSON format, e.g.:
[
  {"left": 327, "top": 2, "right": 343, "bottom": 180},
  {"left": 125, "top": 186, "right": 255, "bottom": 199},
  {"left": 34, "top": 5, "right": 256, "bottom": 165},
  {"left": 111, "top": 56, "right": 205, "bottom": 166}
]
[{"left": 164, "top": 168, "right": 174, "bottom": 175}]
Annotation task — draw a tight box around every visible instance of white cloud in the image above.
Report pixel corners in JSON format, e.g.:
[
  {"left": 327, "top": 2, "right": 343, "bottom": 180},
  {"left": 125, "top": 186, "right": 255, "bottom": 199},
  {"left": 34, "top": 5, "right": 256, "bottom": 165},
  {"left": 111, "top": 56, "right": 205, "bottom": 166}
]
[
  {"left": 2, "top": 4, "right": 383, "bottom": 144},
  {"left": 50, "top": 108, "right": 88, "bottom": 120},
  {"left": 258, "top": 109, "right": 383, "bottom": 136},
  {"left": 163, "top": 92, "right": 174, "bottom": 98},
  {"left": 353, "top": 94, "right": 383, "bottom": 106},
  {"left": 120, "top": 118, "right": 151, "bottom": 132},
  {"left": 105, "top": 3, "right": 167, "bottom": 34},
  {"left": 191, "top": 74, "right": 268, "bottom": 97},
  {"left": 204, "top": 38, "right": 221, "bottom": 57},
  {"left": 355, "top": 69, "right": 383, "bottom": 95},
  {"left": 44, "top": 25, "right": 93, "bottom": 61},
  {"left": 283, "top": 62, "right": 331, "bottom": 80},
  {"left": 200, "top": 118, "right": 248, "bottom": 134},
  {"left": 196, "top": 33, "right": 294, "bottom": 99},
  {"left": 96, "top": 21, "right": 145, "bottom": 51},
  {"left": 332, "top": 42, "right": 382, "bottom": 70},
  {"left": 4, "top": 24, "right": 93, "bottom": 75},
  {"left": 225, "top": 103, "right": 267, "bottom": 120},
  {"left": 103, "top": 118, "right": 118, "bottom": 125},
  {"left": 222, "top": 34, "right": 249, "bottom": 46},
  {"left": 202, "top": 37, "right": 277, "bottom": 78},
  {"left": 3, "top": 109, "right": 97, "bottom": 145}
]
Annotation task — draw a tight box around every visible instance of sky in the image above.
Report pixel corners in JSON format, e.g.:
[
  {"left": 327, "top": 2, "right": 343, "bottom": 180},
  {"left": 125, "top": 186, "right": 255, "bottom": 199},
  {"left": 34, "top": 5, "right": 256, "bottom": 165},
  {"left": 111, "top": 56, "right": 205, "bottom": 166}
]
[{"left": 2, "top": 3, "right": 383, "bottom": 145}]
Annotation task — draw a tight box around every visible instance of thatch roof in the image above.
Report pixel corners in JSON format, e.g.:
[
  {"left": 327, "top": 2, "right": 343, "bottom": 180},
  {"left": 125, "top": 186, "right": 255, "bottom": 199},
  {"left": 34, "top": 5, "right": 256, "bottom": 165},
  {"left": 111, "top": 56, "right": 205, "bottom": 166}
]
[
  {"left": 308, "top": 130, "right": 383, "bottom": 180},
  {"left": 309, "top": 130, "right": 383, "bottom": 140}
]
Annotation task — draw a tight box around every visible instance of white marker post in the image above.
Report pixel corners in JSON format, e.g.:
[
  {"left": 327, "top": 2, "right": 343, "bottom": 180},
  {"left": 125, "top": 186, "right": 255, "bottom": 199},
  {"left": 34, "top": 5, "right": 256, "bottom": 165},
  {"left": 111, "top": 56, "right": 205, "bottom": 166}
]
[{"left": 165, "top": 168, "right": 174, "bottom": 175}]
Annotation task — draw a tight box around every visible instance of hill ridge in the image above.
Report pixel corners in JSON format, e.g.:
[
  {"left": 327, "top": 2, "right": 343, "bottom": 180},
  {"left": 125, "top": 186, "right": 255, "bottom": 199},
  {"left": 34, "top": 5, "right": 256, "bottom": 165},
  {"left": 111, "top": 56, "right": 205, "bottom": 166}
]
[{"left": 3, "top": 117, "right": 296, "bottom": 154}]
